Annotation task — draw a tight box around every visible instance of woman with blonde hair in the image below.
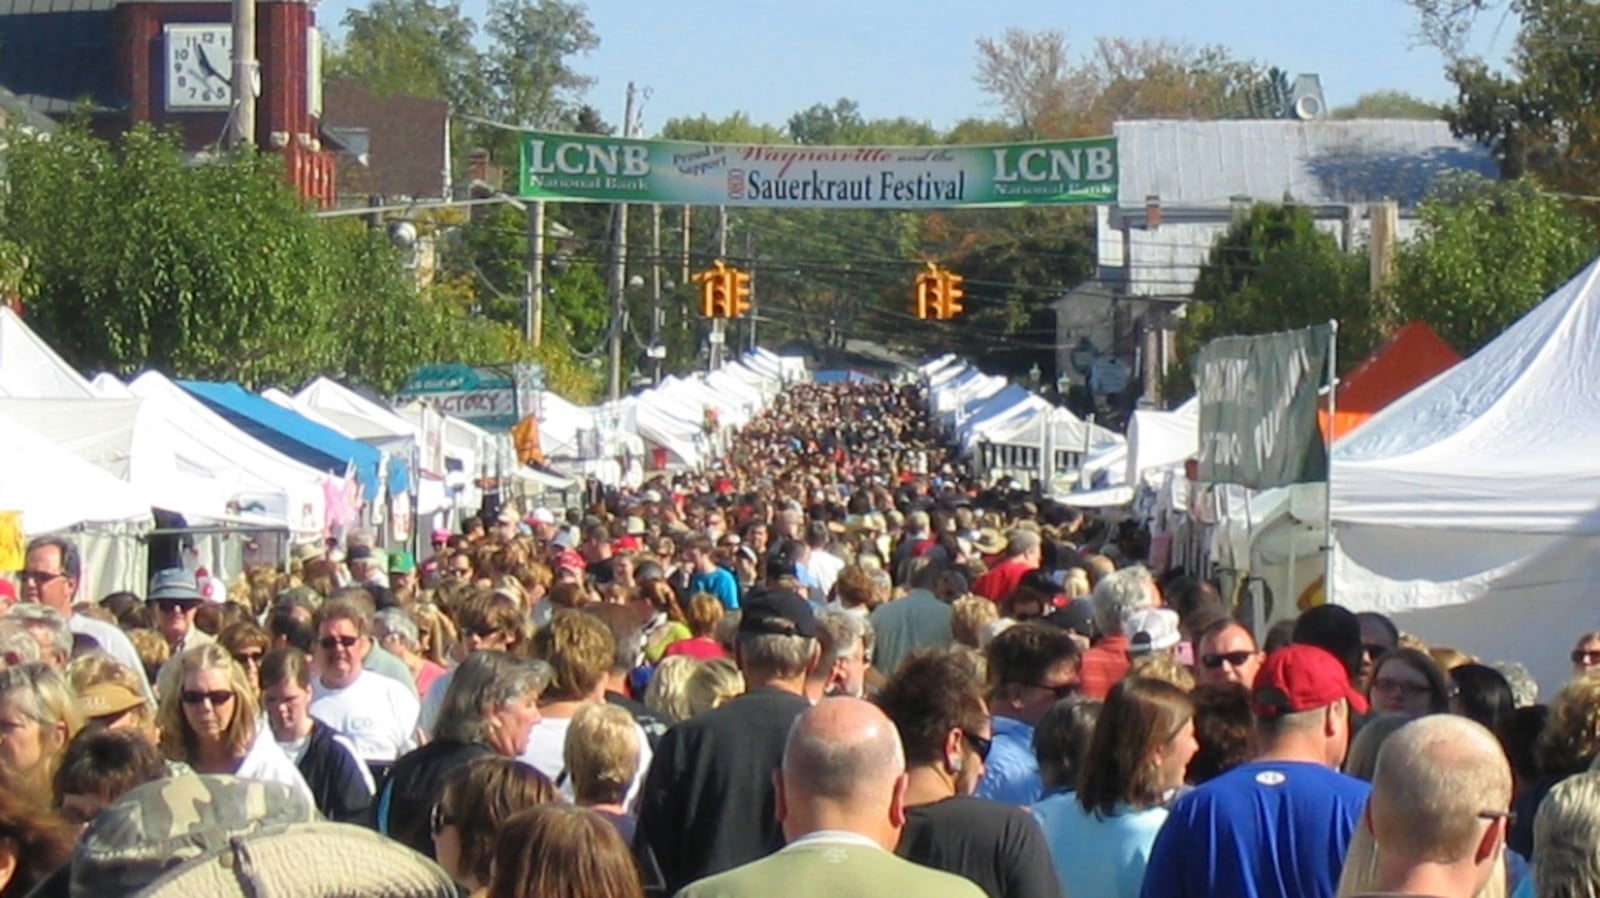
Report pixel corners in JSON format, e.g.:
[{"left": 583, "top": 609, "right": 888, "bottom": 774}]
[
  {"left": 643, "top": 656, "right": 699, "bottom": 724},
  {"left": 563, "top": 703, "right": 641, "bottom": 840},
  {"left": 663, "top": 593, "right": 726, "bottom": 661},
  {"left": 1530, "top": 771, "right": 1600, "bottom": 898},
  {"left": 684, "top": 658, "right": 743, "bottom": 718},
  {"left": 1510, "top": 673, "right": 1600, "bottom": 858},
  {"left": 155, "top": 644, "right": 310, "bottom": 800},
  {"left": 0, "top": 664, "right": 83, "bottom": 799}
]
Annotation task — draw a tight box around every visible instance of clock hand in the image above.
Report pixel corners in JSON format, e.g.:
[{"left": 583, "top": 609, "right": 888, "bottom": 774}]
[{"left": 197, "top": 46, "right": 231, "bottom": 86}]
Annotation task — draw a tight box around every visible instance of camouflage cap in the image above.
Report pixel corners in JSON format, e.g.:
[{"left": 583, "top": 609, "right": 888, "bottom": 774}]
[{"left": 71, "top": 774, "right": 317, "bottom": 898}]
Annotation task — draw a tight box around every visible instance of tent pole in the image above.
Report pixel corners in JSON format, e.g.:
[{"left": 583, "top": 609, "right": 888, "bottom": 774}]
[{"left": 1323, "top": 319, "right": 1339, "bottom": 607}]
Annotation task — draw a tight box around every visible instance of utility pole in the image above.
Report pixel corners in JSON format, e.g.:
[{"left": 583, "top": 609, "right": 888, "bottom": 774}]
[
  {"left": 710, "top": 205, "right": 728, "bottom": 370},
  {"left": 680, "top": 206, "right": 692, "bottom": 287},
  {"left": 525, "top": 200, "right": 545, "bottom": 346},
  {"left": 229, "top": 0, "right": 256, "bottom": 148},
  {"left": 608, "top": 82, "right": 637, "bottom": 402},
  {"left": 744, "top": 228, "right": 756, "bottom": 352},
  {"left": 650, "top": 203, "right": 663, "bottom": 384}
]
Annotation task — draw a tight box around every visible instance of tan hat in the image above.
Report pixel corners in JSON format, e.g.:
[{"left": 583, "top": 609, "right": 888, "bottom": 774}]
[
  {"left": 496, "top": 504, "right": 522, "bottom": 524},
  {"left": 973, "top": 528, "right": 1007, "bottom": 555},
  {"left": 80, "top": 682, "right": 147, "bottom": 719}
]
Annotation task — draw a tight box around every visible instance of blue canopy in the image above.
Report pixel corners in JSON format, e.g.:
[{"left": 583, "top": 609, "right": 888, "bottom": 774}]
[
  {"left": 179, "top": 381, "right": 400, "bottom": 501},
  {"left": 813, "top": 369, "right": 877, "bottom": 384}
]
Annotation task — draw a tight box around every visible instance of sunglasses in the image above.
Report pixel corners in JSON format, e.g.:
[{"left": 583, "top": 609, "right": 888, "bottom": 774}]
[
  {"left": 1573, "top": 650, "right": 1600, "bottom": 665},
  {"left": 180, "top": 690, "right": 234, "bottom": 707},
  {"left": 1361, "top": 643, "right": 1392, "bottom": 660},
  {"left": 429, "top": 803, "right": 457, "bottom": 835},
  {"left": 1029, "top": 681, "right": 1080, "bottom": 699},
  {"left": 152, "top": 600, "right": 196, "bottom": 614},
  {"left": 466, "top": 626, "right": 502, "bottom": 640},
  {"left": 962, "top": 730, "right": 993, "bottom": 762},
  {"left": 232, "top": 651, "right": 264, "bottom": 666},
  {"left": 319, "top": 635, "right": 360, "bottom": 651},
  {"left": 19, "top": 570, "right": 64, "bottom": 585},
  {"left": 1202, "top": 651, "right": 1256, "bottom": 670}
]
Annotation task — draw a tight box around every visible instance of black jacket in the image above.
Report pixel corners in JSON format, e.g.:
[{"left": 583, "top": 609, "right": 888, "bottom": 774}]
[
  {"left": 297, "top": 721, "right": 375, "bottom": 824},
  {"left": 376, "top": 739, "right": 495, "bottom": 857},
  {"left": 634, "top": 687, "right": 810, "bottom": 896}
]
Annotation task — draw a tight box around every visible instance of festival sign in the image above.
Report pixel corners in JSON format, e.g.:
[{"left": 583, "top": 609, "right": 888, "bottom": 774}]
[
  {"left": 1194, "top": 324, "right": 1334, "bottom": 490},
  {"left": 519, "top": 130, "right": 1118, "bottom": 208},
  {"left": 396, "top": 363, "right": 544, "bottom": 431}
]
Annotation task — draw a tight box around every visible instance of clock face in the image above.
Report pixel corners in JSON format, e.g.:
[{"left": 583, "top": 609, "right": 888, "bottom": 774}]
[{"left": 164, "top": 24, "right": 233, "bottom": 112}]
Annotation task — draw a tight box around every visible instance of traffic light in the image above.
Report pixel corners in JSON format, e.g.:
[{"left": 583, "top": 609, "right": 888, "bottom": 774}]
[
  {"left": 938, "top": 270, "right": 965, "bottom": 319},
  {"left": 914, "top": 264, "right": 939, "bottom": 320},
  {"left": 730, "top": 268, "right": 752, "bottom": 318},
  {"left": 696, "top": 260, "right": 732, "bottom": 318}
]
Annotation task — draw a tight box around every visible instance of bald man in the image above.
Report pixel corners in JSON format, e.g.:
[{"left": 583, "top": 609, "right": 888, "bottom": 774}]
[
  {"left": 676, "top": 698, "right": 984, "bottom": 898},
  {"left": 1349, "top": 716, "right": 1513, "bottom": 898}
]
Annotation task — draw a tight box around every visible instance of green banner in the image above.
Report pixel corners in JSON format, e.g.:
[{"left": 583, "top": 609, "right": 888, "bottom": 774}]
[
  {"left": 1194, "top": 324, "right": 1333, "bottom": 489},
  {"left": 518, "top": 130, "right": 1117, "bottom": 208}
]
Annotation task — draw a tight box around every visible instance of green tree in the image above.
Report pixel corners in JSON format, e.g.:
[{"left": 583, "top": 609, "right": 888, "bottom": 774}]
[
  {"left": 1176, "top": 204, "right": 1380, "bottom": 396},
  {"left": 478, "top": 0, "right": 599, "bottom": 161},
  {"left": 325, "top": 0, "right": 483, "bottom": 108},
  {"left": 1331, "top": 90, "right": 1444, "bottom": 120},
  {"left": 1392, "top": 175, "right": 1596, "bottom": 353}
]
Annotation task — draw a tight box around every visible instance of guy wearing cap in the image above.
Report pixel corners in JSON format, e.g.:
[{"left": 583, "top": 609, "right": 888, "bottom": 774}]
[
  {"left": 148, "top": 568, "right": 214, "bottom": 656},
  {"left": 387, "top": 553, "right": 420, "bottom": 604},
  {"left": 1139, "top": 644, "right": 1371, "bottom": 898},
  {"left": 636, "top": 588, "right": 822, "bottom": 895},
  {"left": 492, "top": 504, "right": 522, "bottom": 544},
  {"left": 529, "top": 508, "right": 559, "bottom": 542}
]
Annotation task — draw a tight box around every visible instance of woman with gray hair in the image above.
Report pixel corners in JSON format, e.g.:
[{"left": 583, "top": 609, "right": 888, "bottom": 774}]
[
  {"left": 376, "top": 650, "right": 551, "bottom": 858},
  {"left": 1531, "top": 771, "right": 1600, "bottom": 898},
  {"left": 0, "top": 663, "right": 83, "bottom": 798},
  {"left": 375, "top": 607, "right": 447, "bottom": 698}
]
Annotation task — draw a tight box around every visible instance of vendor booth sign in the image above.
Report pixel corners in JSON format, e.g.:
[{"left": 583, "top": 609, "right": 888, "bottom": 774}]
[
  {"left": 1195, "top": 324, "right": 1333, "bottom": 490},
  {"left": 397, "top": 363, "right": 543, "bottom": 431}
]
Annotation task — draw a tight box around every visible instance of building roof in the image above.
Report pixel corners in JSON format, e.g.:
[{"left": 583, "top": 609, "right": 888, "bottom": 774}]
[
  {"left": 322, "top": 80, "right": 450, "bottom": 201},
  {"left": 0, "top": 0, "right": 122, "bottom": 114},
  {"left": 1114, "top": 119, "right": 1496, "bottom": 211}
]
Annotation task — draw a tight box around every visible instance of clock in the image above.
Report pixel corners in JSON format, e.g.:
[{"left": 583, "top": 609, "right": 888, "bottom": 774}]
[{"left": 164, "top": 24, "right": 233, "bottom": 112}]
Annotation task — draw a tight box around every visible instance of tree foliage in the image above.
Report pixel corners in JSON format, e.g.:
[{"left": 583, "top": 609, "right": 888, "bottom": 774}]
[
  {"left": 0, "top": 125, "right": 510, "bottom": 393},
  {"left": 1331, "top": 90, "right": 1443, "bottom": 120},
  {"left": 1180, "top": 205, "right": 1381, "bottom": 387},
  {"left": 1392, "top": 175, "right": 1596, "bottom": 353},
  {"left": 973, "top": 29, "right": 1291, "bottom": 137}
]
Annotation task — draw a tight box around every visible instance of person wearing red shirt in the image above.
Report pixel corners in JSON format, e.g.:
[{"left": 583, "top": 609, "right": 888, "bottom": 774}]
[
  {"left": 970, "top": 530, "right": 1042, "bottom": 602},
  {"left": 1079, "top": 566, "right": 1157, "bottom": 699}
]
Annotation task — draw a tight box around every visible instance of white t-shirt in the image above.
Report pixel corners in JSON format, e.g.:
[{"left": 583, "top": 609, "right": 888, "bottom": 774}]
[
  {"left": 518, "top": 711, "right": 654, "bottom": 810},
  {"left": 236, "top": 728, "right": 315, "bottom": 804},
  {"left": 311, "top": 671, "right": 420, "bottom": 762},
  {"left": 807, "top": 550, "right": 847, "bottom": 597}
]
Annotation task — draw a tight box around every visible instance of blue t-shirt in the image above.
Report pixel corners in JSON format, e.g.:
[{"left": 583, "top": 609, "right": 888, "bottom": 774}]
[
  {"left": 1034, "top": 796, "right": 1167, "bottom": 898},
  {"left": 689, "top": 566, "right": 740, "bottom": 611},
  {"left": 975, "top": 716, "right": 1042, "bottom": 806},
  {"left": 1139, "top": 761, "right": 1369, "bottom": 898}
]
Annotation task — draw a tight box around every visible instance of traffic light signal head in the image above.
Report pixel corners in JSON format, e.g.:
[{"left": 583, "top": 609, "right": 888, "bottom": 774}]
[
  {"left": 731, "top": 269, "right": 752, "bottom": 318},
  {"left": 915, "top": 265, "right": 938, "bottom": 320},
  {"left": 697, "top": 260, "right": 731, "bottom": 318},
  {"left": 939, "top": 271, "right": 965, "bottom": 319}
]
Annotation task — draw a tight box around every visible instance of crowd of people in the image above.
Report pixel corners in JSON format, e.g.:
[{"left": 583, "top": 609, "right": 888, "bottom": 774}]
[{"left": 0, "top": 378, "right": 1591, "bottom": 898}]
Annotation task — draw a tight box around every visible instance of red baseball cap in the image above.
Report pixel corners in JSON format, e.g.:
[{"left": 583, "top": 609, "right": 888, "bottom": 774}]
[
  {"left": 555, "top": 549, "right": 586, "bottom": 573},
  {"left": 1251, "top": 644, "right": 1369, "bottom": 717}
]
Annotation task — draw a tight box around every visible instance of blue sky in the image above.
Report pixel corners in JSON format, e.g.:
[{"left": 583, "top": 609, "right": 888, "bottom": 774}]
[{"left": 318, "top": 0, "right": 1517, "bottom": 134}]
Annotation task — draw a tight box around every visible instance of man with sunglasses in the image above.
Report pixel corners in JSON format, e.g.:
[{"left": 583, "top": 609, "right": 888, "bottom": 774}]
[
  {"left": 976, "top": 622, "right": 1082, "bottom": 807},
  {"left": 148, "top": 569, "right": 213, "bottom": 657},
  {"left": 1195, "top": 618, "right": 1263, "bottom": 690},
  {"left": 307, "top": 600, "right": 420, "bottom": 767},
  {"left": 21, "top": 536, "right": 152, "bottom": 702},
  {"left": 879, "top": 649, "right": 1063, "bottom": 898}
]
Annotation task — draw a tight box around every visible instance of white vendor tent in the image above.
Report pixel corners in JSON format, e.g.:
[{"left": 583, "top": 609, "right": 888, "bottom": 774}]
[
  {"left": 1331, "top": 256, "right": 1600, "bottom": 692},
  {"left": 0, "top": 307, "right": 96, "bottom": 398},
  {"left": 1125, "top": 399, "right": 1200, "bottom": 487},
  {"left": 295, "top": 377, "right": 418, "bottom": 459}
]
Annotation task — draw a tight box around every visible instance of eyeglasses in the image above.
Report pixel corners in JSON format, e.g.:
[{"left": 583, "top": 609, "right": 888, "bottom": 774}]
[
  {"left": 429, "top": 803, "right": 457, "bottom": 835},
  {"left": 151, "top": 600, "right": 194, "bottom": 614},
  {"left": 1478, "top": 809, "right": 1516, "bottom": 826},
  {"left": 19, "top": 570, "right": 64, "bottom": 585},
  {"left": 318, "top": 635, "right": 359, "bottom": 651},
  {"left": 1361, "top": 643, "right": 1392, "bottom": 660},
  {"left": 1202, "top": 651, "right": 1257, "bottom": 670},
  {"left": 466, "top": 626, "right": 501, "bottom": 640},
  {"left": 447, "top": 567, "right": 472, "bottom": 578},
  {"left": 1572, "top": 650, "right": 1600, "bottom": 665},
  {"left": 1029, "top": 681, "right": 1080, "bottom": 699},
  {"left": 961, "top": 730, "right": 993, "bottom": 762},
  {"left": 180, "top": 690, "right": 234, "bottom": 707},
  {"left": 1371, "top": 677, "right": 1432, "bottom": 698},
  {"left": 231, "top": 651, "right": 264, "bottom": 666}
]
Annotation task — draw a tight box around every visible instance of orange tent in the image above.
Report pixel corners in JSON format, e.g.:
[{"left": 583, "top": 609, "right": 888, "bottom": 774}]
[{"left": 1320, "top": 322, "right": 1462, "bottom": 441}]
